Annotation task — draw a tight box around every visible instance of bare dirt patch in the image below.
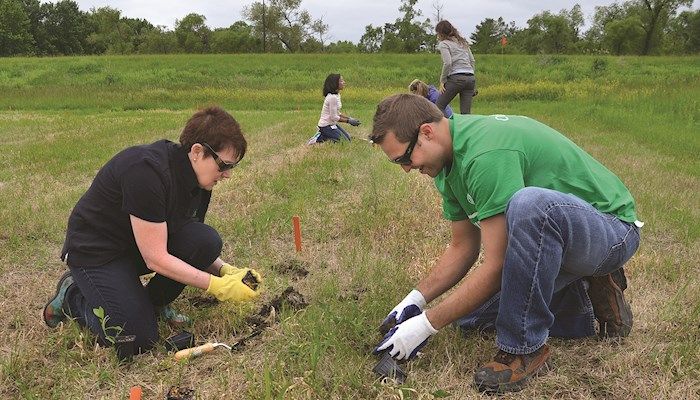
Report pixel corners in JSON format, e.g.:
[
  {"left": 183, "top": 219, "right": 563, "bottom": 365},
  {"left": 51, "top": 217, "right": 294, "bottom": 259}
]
[
  {"left": 231, "top": 286, "right": 308, "bottom": 351},
  {"left": 269, "top": 258, "right": 309, "bottom": 279}
]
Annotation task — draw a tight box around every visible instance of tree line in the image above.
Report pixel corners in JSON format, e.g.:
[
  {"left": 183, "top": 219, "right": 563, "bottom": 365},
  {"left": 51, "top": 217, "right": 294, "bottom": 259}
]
[{"left": 0, "top": 0, "right": 697, "bottom": 57}]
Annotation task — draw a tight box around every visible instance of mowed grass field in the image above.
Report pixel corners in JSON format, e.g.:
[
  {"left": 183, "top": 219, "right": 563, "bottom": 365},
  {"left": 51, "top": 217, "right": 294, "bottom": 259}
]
[{"left": 0, "top": 54, "right": 698, "bottom": 399}]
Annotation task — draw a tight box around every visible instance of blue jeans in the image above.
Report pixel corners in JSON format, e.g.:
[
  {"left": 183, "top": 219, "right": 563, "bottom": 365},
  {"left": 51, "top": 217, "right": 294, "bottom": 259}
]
[
  {"left": 317, "top": 124, "right": 351, "bottom": 143},
  {"left": 456, "top": 187, "right": 640, "bottom": 354},
  {"left": 65, "top": 221, "right": 222, "bottom": 351}
]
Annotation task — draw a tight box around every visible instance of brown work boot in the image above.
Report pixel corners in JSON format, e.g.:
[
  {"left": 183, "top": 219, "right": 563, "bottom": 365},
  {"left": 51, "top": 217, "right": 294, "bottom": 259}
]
[
  {"left": 588, "top": 267, "right": 633, "bottom": 338},
  {"left": 473, "top": 344, "right": 551, "bottom": 394}
]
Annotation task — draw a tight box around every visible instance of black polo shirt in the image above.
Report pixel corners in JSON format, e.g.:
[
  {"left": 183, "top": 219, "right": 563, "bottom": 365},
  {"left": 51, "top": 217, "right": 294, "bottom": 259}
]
[{"left": 61, "top": 139, "right": 212, "bottom": 267}]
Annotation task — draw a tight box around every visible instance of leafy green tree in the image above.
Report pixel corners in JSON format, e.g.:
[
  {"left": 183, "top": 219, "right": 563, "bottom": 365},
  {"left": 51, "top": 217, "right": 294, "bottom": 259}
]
[
  {"left": 18, "top": 0, "right": 49, "bottom": 54},
  {"left": 636, "top": 0, "right": 693, "bottom": 55},
  {"left": 582, "top": 3, "right": 629, "bottom": 53},
  {"left": 174, "top": 13, "right": 210, "bottom": 53},
  {"left": 586, "top": 0, "right": 693, "bottom": 55},
  {"left": 0, "top": 0, "right": 33, "bottom": 55},
  {"left": 394, "top": 0, "right": 434, "bottom": 52},
  {"left": 604, "top": 15, "right": 645, "bottom": 54},
  {"left": 138, "top": 26, "right": 177, "bottom": 54},
  {"left": 87, "top": 6, "right": 147, "bottom": 54},
  {"left": 358, "top": 25, "right": 383, "bottom": 52},
  {"left": 243, "top": 0, "right": 327, "bottom": 52},
  {"left": 210, "top": 21, "right": 259, "bottom": 53},
  {"left": 123, "top": 17, "right": 155, "bottom": 53},
  {"left": 521, "top": 5, "right": 582, "bottom": 54},
  {"left": 310, "top": 18, "right": 329, "bottom": 48},
  {"left": 358, "top": 0, "right": 433, "bottom": 53},
  {"left": 470, "top": 17, "right": 517, "bottom": 53},
  {"left": 664, "top": 9, "right": 700, "bottom": 53},
  {"left": 42, "top": 0, "right": 92, "bottom": 55},
  {"left": 379, "top": 23, "right": 404, "bottom": 52},
  {"left": 301, "top": 36, "right": 323, "bottom": 52},
  {"left": 326, "top": 40, "right": 358, "bottom": 53}
]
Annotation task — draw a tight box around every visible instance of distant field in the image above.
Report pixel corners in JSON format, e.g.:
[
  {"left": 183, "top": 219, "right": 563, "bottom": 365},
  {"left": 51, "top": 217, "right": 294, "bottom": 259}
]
[{"left": 0, "top": 54, "right": 698, "bottom": 399}]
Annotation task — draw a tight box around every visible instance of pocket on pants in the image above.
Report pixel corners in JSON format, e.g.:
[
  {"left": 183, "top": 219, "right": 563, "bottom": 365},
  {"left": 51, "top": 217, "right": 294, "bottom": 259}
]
[{"left": 594, "top": 224, "right": 639, "bottom": 275}]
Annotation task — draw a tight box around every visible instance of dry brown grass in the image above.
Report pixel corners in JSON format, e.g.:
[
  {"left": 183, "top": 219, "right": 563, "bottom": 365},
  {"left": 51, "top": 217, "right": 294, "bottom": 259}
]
[{"left": 1, "top": 105, "right": 698, "bottom": 399}]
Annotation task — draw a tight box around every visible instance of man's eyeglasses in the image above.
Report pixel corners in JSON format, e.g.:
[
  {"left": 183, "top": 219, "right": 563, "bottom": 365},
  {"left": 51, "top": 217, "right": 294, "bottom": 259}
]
[
  {"left": 202, "top": 142, "right": 238, "bottom": 172},
  {"left": 391, "top": 120, "right": 433, "bottom": 165}
]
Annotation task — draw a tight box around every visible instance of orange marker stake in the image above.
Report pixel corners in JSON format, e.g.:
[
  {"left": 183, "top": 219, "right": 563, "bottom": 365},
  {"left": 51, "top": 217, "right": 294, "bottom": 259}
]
[
  {"left": 292, "top": 215, "right": 302, "bottom": 252},
  {"left": 129, "top": 386, "right": 142, "bottom": 400}
]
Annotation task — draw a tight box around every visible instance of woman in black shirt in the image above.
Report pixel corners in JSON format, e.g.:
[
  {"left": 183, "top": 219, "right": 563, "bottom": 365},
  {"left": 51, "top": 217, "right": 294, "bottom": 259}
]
[{"left": 43, "top": 106, "right": 261, "bottom": 353}]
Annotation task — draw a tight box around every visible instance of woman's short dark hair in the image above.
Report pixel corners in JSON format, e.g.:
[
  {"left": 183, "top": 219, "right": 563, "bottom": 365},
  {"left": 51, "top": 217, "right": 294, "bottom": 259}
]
[
  {"left": 179, "top": 106, "right": 247, "bottom": 161},
  {"left": 323, "top": 73, "right": 341, "bottom": 97}
]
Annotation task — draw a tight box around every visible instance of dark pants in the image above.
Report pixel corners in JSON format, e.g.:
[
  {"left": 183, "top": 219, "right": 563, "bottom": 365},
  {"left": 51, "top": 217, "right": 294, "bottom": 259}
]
[
  {"left": 436, "top": 73, "right": 476, "bottom": 115},
  {"left": 317, "top": 124, "right": 351, "bottom": 143},
  {"left": 65, "top": 222, "right": 222, "bottom": 352}
]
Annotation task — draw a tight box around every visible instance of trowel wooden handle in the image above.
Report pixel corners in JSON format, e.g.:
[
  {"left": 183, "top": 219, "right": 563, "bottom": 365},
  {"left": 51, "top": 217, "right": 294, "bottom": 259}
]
[{"left": 175, "top": 343, "right": 215, "bottom": 360}]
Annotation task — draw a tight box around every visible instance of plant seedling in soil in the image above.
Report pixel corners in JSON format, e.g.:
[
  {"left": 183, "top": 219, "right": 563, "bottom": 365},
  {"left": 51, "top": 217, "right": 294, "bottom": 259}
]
[{"left": 92, "top": 306, "right": 124, "bottom": 345}]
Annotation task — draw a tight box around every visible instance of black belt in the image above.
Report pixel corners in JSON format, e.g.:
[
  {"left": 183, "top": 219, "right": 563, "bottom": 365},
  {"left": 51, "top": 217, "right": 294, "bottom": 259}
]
[{"left": 452, "top": 73, "right": 474, "bottom": 76}]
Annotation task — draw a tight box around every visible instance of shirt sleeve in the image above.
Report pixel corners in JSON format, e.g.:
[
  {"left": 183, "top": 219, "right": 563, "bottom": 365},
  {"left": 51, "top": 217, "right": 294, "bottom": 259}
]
[
  {"left": 438, "top": 42, "right": 451, "bottom": 83},
  {"left": 467, "top": 150, "right": 526, "bottom": 221},
  {"left": 441, "top": 192, "right": 468, "bottom": 221},
  {"left": 435, "top": 173, "right": 468, "bottom": 221},
  {"left": 120, "top": 162, "right": 167, "bottom": 222}
]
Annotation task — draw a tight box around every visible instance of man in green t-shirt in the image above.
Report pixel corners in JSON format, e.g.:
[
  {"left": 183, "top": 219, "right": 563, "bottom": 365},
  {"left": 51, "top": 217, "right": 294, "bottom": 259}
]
[{"left": 370, "top": 94, "right": 642, "bottom": 394}]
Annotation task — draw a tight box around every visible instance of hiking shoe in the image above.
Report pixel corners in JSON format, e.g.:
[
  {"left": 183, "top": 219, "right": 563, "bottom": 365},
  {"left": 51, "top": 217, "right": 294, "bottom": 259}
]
[
  {"left": 588, "top": 267, "right": 633, "bottom": 338},
  {"left": 474, "top": 344, "right": 551, "bottom": 394},
  {"left": 43, "top": 271, "right": 74, "bottom": 328},
  {"left": 158, "top": 305, "right": 191, "bottom": 329}
]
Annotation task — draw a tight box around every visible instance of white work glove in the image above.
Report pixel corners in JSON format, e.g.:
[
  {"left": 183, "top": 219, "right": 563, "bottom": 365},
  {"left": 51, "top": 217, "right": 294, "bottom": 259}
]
[
  {"left": 379, "top": 289, "right": 427, "bottom": 334},
  {"left": 374, "top": 311, "right": 438, "bottom": 360}
]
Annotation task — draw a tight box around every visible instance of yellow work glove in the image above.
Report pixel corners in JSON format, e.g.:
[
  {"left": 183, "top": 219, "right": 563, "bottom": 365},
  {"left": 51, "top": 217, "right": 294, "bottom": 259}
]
[
  {"left": 219, "top": 262, "right": 243, "bottom": 276},
  {"left": 206, "top": 268, "right": 262, "bottom": 302},
  {"left": 220, "top": 263, "right": 263, "bottom": 288}
]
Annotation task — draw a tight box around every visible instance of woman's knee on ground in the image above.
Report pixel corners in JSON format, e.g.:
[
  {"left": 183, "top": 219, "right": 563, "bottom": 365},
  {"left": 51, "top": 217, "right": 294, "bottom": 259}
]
[{"left": 168, "top": 222, "right": 222, "bottom": 269}]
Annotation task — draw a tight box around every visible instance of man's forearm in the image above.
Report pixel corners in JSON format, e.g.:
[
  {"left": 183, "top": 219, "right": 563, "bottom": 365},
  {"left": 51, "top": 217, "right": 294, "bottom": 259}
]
[
  {"left": 416, "top": 241, "right": 479, "bottom": 304},
  {"left": 425, "top": 214, "right": 507, "bottom": 329},
  {"left": 425, "top": 260, "right": 502, "bottom": 329}
]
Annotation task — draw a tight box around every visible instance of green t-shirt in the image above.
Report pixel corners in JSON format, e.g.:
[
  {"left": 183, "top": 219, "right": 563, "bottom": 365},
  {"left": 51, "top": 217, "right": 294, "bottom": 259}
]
[{"left": 434, "top": 114, "right": 638, "bottom": 226}]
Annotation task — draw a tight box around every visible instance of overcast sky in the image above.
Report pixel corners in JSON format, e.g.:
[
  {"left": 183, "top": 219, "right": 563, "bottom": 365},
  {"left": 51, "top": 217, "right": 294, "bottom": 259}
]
[{"left": 72, "top": 0, "right": 693, "bottom": 42}]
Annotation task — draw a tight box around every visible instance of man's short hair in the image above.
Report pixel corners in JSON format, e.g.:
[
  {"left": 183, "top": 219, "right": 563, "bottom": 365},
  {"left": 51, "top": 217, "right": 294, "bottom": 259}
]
[
  {"left": 370, "top": 94, "right": 444, "bottom": 144},
  {"left": 179, "top": 106, "right": 247, "bottom": 161}
]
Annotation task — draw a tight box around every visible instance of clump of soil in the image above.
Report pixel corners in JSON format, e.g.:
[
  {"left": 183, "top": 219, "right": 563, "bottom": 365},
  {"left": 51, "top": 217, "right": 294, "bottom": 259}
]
[
  {"left": 166, "top": 386, "right": 195, "bottom": 400},
  {"left": 233, "top": 286, "right": 308, "bottom": 350},
  {"left": 270, "top": 259, "right": 309, "bottom": 279},
  {"left": 268, "top": 286, "right": 308, "bottom": 312}
]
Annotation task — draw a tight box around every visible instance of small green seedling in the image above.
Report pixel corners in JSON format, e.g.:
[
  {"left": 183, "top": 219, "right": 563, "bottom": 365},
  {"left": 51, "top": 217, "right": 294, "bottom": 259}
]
[{"left": 92, "top": 306, "right": 124, "bottom": 345}]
